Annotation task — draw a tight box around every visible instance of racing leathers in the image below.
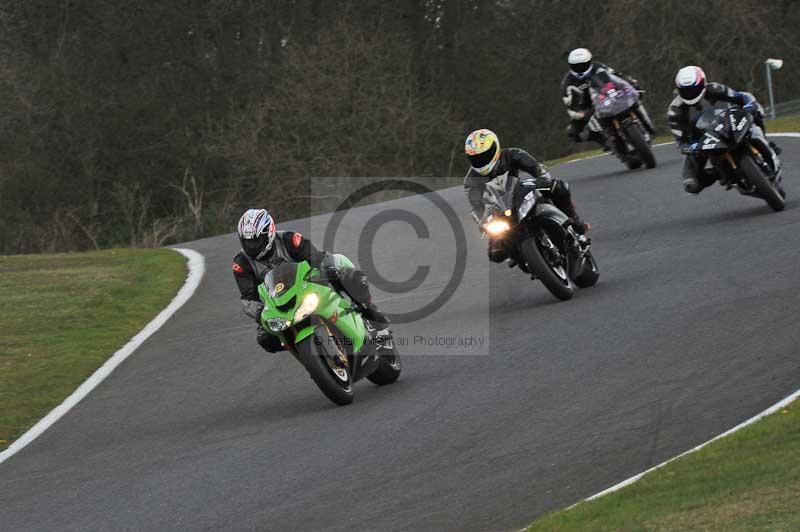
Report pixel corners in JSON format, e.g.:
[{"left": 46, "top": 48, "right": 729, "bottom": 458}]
[
  {"left": 561, "top": 62, "right": 655, "bottom": 145},
  {"left": 667, "top": 82, "right": 780, "bottom": 194},
  {"left": 232, "top": 231, "right": 388, "bottom": 353},
  {"left": 464, "top": 148, "right": 587, "bottom": 262}
]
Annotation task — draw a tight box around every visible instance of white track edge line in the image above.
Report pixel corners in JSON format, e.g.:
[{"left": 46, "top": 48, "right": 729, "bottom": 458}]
[
  {"left": 581, "top": 386, "right": 800, "bottom": 503},
  {"left": 0, "top": 247, "right": 205, "bottom": 465}
]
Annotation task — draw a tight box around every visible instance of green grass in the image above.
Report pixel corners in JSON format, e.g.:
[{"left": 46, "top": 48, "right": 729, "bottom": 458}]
[
  {"left": 766, "top": 114, "right": 800, "bottom": 133},
  {"left": 0, "top": 248, "right": 186, "bottom": 450},
  {"left": 547, "top": 113, "right": 800, "bottom": 167},
  {"left": 527, "top": 399, "right": 800, "bottom": 531}
]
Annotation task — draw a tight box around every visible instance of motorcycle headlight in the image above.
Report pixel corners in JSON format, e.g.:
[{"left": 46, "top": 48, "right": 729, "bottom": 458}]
[
  {"left": 484, "top": 219, "right": 510, "bottom": 236},
  {"left": 517, "top": 191, "right": 537, "bottom": 220},
  {"left": 293, "top": 292, "right": 320, "bottom": 322},
  {"left": 267, "top": 317, "right": 292, "bottom": 332}
]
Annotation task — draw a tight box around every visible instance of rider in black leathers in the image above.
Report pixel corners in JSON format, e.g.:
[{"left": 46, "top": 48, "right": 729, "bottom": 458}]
[
  {"left": 667, "top": 65, "right": 782, "bottom": 194},
  {"left": 232, "top": 209, "right": 389, "bottom": 353},
  {"left": 463, "top": 129, "right": 588, "bottom": 263},
  {"left": 561, "top": 47, "right": 655, "bottom": 147}
]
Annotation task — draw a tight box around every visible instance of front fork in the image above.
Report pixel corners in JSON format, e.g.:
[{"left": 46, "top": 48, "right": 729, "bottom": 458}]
[{"left": 719, "top": 147, "right": 780, "bottom": 192}]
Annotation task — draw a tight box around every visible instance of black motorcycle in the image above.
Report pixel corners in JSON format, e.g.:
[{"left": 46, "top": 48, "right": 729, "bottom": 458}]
[
  {"left": 589, "top": 73, "right": 656, "bottom": 170},
  {"left": 480, "top": 172, "right": 599, "bottom": 301},
  {"left": 683, "top": 103, "right": 785, "bottom": 211}
]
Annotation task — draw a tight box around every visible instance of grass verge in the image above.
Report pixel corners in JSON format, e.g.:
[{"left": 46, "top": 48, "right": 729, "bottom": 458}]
[
  {"left": 765, "top": 114, "right": 800, "bottom": 133},
  {"left": 0, "top": 248, "right": 186, "bottom": 450},
  {"left": 527, "top": 398, "right": 800, "bottom": 531},
  {"left": 546, "top": 114, "right": 799, "bottom": 167}
]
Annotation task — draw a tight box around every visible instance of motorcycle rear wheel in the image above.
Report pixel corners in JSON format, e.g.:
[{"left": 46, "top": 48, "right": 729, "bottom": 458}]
[
  {"left": 520, "top": 235, "right": 575, "bottom": 301},
  {"left": 367, "top": 342, "right": 402, "bottom": 386},
  {"left": 573, "top": 251, "right": 600, "bottom": 288},
  {"left": 740, "top": 155, "right": 785, "bottom": 212}
]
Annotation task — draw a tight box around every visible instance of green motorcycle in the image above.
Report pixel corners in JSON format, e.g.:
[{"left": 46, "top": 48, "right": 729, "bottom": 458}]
[{"left": 258, "top": 254, "right": 401, "bottom": 405}]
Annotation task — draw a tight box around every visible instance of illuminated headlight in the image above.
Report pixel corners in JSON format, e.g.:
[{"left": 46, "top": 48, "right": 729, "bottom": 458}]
[
  {"left": 517, "top": 191, "right": 537, "bottom": 220},
  {"left": 267, "top": 318, "right": 291, "bottom": 332},
  {"left": 293, "top": 292, "right": 320, "bottom": 322},
  {"left": 484, "top": 219, "right": 510, "bottom": 236}
]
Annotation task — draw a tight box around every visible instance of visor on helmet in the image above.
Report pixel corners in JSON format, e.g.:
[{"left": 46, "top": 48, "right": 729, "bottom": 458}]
[
  {"left": 678, "top": 84, "right": 705, "bottom": 105},
  {"left": 468, "top": 142, "right": 498, "bottom": 170},
  {"left": 241, "top": 232, "right": 269, "bottom": 258},
  {"left": 570, "top": 61, "right": 592, "bottom": 75}
]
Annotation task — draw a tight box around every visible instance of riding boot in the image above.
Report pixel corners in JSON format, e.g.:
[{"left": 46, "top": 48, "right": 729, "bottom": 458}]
[
  {"left": 587, "top": 129, "right": 607, "bottom": 150},
  {"left": 361, "top": 300, "right": 391, "bottom": 331},
  {"left": 683, "top": 168, "right": 717, "bottom": 194},
  {"left": 559, "top": 200, "right": 589, "bottom": 235},
  {"left": 634, "top": 103, "right": 656, "bottom": 136}
]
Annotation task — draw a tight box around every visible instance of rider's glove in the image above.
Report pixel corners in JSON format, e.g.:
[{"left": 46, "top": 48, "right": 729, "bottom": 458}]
[
  {"left": 743, "top": 102, "right": 757, "bottom": 112},
  {"left": 321, "top": 253, "right": 340, "bottom": 279},
  {"left": 680, "top": 142, "right": 698, "bottom": 155}
]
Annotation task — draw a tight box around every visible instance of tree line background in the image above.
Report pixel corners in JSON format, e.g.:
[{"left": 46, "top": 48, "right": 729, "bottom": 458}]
[{"left": 1, "top": 0, "right": 799, "bottom": 254}]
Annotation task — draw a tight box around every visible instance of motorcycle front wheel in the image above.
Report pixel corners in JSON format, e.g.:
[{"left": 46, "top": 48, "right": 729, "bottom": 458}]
[
  {"left": 520, "top": 234, "right": 575, "bottom": 301},
  {"left": 296, "top": 324, "right": 354, "bottom": 405},
  {"left": 625, "top": 123, "right": 656, "bottom": 169},
  {"left": 740, "top": 154, "right": 785, "bottom": 212}
]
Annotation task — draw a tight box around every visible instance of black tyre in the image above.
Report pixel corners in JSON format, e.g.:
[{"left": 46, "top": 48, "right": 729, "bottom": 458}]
[
  {"left": 295, "top": 325, "right": 354, "bottom": 405},
  {"left": 625, "top": 124, "right": 656, "bottom": 169},
  {"left": 520, "top": 235, "right": 574, "bottom": 301},
  {"left": 573, "top": 251, "right": 600, "bottom": 288},
  {"left": 740, "top": 155, "right": 785, "bottom": 212},
  {"left": 625, "top": 157, "right": 643, "bottom": 170},
  {"left": 367, "top": 341, "right": 402, "bottom": 386}
]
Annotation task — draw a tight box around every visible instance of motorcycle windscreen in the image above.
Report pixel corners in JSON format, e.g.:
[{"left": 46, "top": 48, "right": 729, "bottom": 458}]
[
  {"left": 483, "top": 172, "right": 512, "bottom": 213},
  {"left": 264, "top": 262, "right": 299, "bottom": 299},
  {"left": 694, "top": 104, "right": 731, "bottom": 133},
  {"left": 591, "top": 74, "right": 638, "bottom": 118}
]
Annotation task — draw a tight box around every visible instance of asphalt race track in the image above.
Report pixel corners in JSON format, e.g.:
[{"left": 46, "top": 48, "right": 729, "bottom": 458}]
[{"left": 2, "top": 140, "right": 799, "bottom": 532}]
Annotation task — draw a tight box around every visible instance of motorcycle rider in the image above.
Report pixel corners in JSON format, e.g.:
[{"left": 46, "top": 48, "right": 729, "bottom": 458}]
[
  {"left": 561, "top": 47, "right": 655, "bottom": 147},
  {"left": 667, "top": 65, "right": 783, "bottom": 194},
  {"left": 232, "top": 208, "right": 390, "bottom": 353},
  {"left": 464, "top": 129, "right": 589, "bottom": 263}
]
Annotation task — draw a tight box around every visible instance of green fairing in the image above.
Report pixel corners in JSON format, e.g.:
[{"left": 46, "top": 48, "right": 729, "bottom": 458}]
[{"left": 257, "top": 255, "right": 365, "bottom": 353}]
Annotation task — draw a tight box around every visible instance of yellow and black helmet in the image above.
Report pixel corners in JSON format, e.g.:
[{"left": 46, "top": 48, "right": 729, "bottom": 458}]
[{"left": 465, "top": 129, "right": 501, "bottom": 176}]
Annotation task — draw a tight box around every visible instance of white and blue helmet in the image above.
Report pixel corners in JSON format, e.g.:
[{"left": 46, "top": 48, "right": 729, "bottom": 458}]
[{"left": 237, "top": 208, "right": 276, "bottom": 259}]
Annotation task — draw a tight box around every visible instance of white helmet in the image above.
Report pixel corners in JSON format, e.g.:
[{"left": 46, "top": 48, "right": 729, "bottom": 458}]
[
  {"left": 675, "top": 66, "right": 707, "bottom": 105},
  {"left": 568, "top": 48, "right": 594, "bottom": 79},
  {"left": 237, "top": 208, "right": 276, "bottom": 259}
]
